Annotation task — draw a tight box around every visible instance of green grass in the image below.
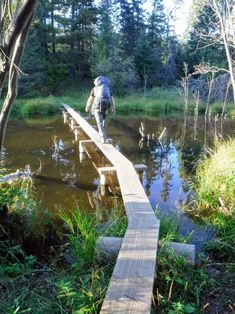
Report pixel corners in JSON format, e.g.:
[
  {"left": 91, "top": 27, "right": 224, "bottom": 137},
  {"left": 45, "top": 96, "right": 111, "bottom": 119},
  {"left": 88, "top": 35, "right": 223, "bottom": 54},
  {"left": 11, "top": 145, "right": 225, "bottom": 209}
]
[
  {"left": 154, "top": 249, "right": 210, "bottom": 314},
  {"left": 1, "top": 167, "right": 234, "bottom": 313},
  {"left": 190, "top": 138, "right": 235, "bottom": 248},
  {"left": 4, "top": 85, "right": 235, "bottom": 119},
  {"left": 6, "top": 87, "right": 203, "bottom": 118}
]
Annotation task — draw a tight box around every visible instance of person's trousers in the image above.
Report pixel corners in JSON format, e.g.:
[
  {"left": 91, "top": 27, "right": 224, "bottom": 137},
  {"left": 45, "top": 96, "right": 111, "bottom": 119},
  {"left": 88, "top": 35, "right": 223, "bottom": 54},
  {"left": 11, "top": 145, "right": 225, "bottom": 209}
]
[{"left": 93, "top": 110, "right": 107, "bottom": 141}]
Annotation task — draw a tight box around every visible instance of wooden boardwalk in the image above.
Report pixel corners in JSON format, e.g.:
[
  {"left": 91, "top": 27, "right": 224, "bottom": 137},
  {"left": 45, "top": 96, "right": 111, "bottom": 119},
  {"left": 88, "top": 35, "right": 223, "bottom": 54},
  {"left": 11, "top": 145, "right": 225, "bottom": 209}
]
[{"left": 62, "top": 104, "right": 160, "bottom": 313}]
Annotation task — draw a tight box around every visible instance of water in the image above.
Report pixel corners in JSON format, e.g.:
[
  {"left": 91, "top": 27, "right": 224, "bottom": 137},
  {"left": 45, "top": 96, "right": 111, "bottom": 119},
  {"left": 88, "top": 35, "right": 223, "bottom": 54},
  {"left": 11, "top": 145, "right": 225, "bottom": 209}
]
[{"left": 3, "top": 113, "right": 235, "bottom": 249}]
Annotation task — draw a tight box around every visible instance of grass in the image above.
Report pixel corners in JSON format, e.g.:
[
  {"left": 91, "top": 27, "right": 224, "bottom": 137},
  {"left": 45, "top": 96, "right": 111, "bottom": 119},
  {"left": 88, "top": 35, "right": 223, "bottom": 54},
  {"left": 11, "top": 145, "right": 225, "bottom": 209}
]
[
  {"left": 0, "top": 182, "right": 113, "bottom": 313},
  {"left": 5, "top": 87, "right": 204, "bottom": 119},
  {"left": 1, "top": 167, "right": 234, "bottom": 313},
  {"left": 3, "top": 85, "right": 235, "bottom": 120},
  {"left": 190, "top": 138, "right": 235, "bottom": 248},
  {"left": 154, "top": 249, "right": 210, "bottom": 314}
]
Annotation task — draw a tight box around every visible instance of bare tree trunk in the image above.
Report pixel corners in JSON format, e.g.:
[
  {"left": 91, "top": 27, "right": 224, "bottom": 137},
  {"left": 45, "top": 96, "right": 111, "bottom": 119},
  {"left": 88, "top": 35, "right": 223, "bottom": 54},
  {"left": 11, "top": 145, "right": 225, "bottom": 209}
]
[
  {"left": 0, "top": 0, "right": 38, "bottom": 150},
  {"left": 211, "top": 0, "right": 235, "bottom": 105}
]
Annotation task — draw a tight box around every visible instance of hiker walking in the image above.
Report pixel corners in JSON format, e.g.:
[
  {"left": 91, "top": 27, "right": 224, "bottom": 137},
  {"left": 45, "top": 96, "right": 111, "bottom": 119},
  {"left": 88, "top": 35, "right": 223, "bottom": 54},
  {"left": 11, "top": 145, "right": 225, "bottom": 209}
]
[{"left": 85, "top": 76, "right": 116, "bottom": 144}]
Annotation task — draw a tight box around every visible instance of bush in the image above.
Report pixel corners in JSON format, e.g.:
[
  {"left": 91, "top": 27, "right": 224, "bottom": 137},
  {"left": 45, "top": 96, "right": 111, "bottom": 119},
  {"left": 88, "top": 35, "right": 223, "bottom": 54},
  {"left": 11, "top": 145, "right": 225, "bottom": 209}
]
[{"left": 21, "top": 96, "right": 58, "bottom": 116}]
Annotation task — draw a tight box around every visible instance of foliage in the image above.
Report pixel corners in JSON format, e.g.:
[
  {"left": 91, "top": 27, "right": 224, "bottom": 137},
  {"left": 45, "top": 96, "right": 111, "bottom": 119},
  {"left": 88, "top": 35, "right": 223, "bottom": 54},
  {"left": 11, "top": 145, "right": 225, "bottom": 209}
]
[
  {"left": 21, "top": 96, "right": 58, "bottom": 116},
  {"left": 19, "top": 25, "right": 48, "bottom": 97},
  {"left": 156, "top": 210, "right": 184, "bottom": 243},
  {"left": 1, "top": 176, "right": 234, "bottom": 313},
  {"left": 59, "top": 209, "right": 98, "bottom": 267},
  {"left": 16, "top": 0, "right": 173, "bottom": 96},
  {"left": 0, "top": 178, "right": 112, "bottom": 313},
  {"left": 154, "top": 246, "right": 210, "bottom": 313},
  {"left": 92, "top": 47, "right": 139, "bottom": 95}
]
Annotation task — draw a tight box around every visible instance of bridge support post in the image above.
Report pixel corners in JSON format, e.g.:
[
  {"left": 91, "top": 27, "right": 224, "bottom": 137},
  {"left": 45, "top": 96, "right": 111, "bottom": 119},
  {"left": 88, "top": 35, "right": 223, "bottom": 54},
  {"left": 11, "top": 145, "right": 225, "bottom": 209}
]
[
  {"left": 74, "top": 129, "right": 79, "bottom": 141},
  {"left": 63, "top": 111, "right": 69, "bottom": 124},
  {"left": 79, "top": 140, "right": 94, "bottom": 153},
  {"left": 69, "top": 118, "right": 77, "bottom": 130}
]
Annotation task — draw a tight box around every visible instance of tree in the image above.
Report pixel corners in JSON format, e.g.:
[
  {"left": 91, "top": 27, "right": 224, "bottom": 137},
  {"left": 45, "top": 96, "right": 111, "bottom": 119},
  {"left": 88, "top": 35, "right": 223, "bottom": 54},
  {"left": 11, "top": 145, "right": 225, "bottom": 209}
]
[
  {"left": 116, "top": 0, "right": 145, "bottom": 56},
  {"left": 134, "top": 34, "right": 156, "bottom": 95},
  {"left": 0, "top": 0, "right": 38, "bottom": 150},
  {"left": 93, "top": 47, "right": 138, "bottom": 95},
  {"left": 95, "top": 0, "right": 115, "bottom": 61},
  {"left": 209, "top": 0, "right": 235, "bottom": 105},
  {"left": 146, "top": 0, "right": 166, "bottom": 85},
  {"left": 187, "top": 0, "right": 235, "bottom": 104},
  {"left": 186, "top": 3, "right": 226, "bottom": 72}
]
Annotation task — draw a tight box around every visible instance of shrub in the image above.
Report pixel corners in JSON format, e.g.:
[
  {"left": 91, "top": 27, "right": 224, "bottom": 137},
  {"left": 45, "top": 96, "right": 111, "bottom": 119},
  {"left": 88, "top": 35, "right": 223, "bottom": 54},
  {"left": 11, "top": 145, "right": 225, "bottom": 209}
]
[{"left": 21, "top": 96, "right": 58, "bottom": 116}]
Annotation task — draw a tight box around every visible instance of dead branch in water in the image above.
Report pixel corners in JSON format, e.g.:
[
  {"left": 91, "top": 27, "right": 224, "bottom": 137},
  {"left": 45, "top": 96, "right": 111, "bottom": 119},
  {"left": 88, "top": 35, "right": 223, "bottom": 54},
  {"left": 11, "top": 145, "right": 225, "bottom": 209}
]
[{"left": 0, "top": 165, "right": 32, "bottom": 183}]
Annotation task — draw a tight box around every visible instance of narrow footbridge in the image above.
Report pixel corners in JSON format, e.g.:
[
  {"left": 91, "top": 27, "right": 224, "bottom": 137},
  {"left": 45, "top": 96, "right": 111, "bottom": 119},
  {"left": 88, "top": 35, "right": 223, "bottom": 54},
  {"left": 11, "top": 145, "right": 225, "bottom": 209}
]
[{"left": 61, "top": 104, "right": 195, "bottom": 313}]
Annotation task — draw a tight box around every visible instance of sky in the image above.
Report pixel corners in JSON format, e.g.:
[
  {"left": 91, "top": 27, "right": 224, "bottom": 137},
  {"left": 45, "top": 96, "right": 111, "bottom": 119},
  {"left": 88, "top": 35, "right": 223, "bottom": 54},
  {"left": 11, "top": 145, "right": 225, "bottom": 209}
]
[{"left": 144, "top": 0, "right": 193, "bottom": 36}]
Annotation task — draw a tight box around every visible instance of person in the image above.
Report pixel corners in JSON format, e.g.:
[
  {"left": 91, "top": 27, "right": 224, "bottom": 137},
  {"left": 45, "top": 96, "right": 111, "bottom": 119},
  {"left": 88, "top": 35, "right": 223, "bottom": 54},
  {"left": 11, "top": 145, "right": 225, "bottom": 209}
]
[{"left": 85, "top": 76, "right": 116, "bottom": 144}]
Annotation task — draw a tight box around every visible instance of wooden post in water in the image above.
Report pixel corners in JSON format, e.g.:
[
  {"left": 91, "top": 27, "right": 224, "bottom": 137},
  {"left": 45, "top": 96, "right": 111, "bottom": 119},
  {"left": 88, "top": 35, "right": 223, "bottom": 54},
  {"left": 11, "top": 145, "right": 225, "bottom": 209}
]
[
  {"left": 69, "top": 117, "right": 77, "bottom": 130},
  {"left": 79, "top": 139, "right": 93, "bottom": 153},
  {"left": 63, "top": 111, "right": 69, "bottom": 124}
]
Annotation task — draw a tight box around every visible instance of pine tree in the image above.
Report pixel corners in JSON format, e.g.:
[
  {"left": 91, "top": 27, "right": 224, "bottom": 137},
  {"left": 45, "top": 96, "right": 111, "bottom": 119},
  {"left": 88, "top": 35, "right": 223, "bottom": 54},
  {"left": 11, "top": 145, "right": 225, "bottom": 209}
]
[
  {"left": 96, "top": 0, "right": 115, "bottom": 61},
  {"left": 116, "top": 0, "right": 145, "bottom": 56}
]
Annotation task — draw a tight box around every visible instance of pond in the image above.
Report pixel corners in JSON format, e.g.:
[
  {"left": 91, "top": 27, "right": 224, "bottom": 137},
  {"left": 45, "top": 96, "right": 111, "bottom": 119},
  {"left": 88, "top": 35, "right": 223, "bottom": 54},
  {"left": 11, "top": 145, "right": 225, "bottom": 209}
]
[{"left": 2, "top": 112, "right": 235, "bottom": 249}]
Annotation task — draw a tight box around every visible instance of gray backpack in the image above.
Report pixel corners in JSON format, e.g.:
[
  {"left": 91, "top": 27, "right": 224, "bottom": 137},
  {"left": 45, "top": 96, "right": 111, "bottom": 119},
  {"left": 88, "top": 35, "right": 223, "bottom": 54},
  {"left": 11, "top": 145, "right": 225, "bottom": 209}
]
[{"left": 93, "top": 76, "right": 112, "bottom": 114}]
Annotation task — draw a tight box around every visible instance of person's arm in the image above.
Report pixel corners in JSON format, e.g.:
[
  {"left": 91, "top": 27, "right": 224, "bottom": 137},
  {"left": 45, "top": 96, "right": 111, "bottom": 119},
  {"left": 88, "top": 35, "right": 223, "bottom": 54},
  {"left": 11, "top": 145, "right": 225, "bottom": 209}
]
[
  {"left": 85, "top": 95, "right": 94, "bottom": 112},
  {"left": 111, "top": 96, "right": 116, "bottom": 114}
]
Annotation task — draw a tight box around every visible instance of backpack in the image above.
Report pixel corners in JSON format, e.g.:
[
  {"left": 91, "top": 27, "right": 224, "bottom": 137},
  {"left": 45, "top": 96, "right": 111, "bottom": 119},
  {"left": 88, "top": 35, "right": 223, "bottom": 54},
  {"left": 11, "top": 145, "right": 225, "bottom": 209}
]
[{"left": 93, "top": 76, "right": 112, "bottom": 114}]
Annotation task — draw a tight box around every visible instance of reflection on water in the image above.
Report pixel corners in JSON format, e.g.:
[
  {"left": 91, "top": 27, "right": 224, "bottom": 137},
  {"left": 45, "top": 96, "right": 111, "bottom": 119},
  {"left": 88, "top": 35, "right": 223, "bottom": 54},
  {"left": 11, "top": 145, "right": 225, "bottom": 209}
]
[{"left": 3, "top": 113, "right": 235, "bottom": 248}]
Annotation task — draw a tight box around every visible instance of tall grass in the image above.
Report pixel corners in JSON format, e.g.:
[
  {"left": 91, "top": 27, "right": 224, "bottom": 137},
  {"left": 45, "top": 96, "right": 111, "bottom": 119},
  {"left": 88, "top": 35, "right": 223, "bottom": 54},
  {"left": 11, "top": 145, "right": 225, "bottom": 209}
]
[
  {"left": 5, "top": 86, "right": 235, "bottom": 119},
  {"left": 7, "top": 87, "right": 202, "bottom": 118},
  {"left": 192, "top": 138, "right": 235, "bottom": 247}
]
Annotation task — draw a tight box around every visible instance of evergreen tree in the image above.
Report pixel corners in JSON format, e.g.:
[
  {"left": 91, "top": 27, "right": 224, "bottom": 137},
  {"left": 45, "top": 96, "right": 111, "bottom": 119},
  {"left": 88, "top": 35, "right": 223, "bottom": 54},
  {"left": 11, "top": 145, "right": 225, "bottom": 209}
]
[
  {"left": 96, "top": 0, "right": 115, "bottom": 61},
  {"left": 116, "top": 0, "right": 145, "bottom": 56},
  {"left": 147, "top": 0, "right": 165, "bottom": 48},
  {"left": 134, "top": 34, "right": 156, "bottom": 93},
  {"left": 19, "top": 24, "right": 48, "bottom": 96},
  {"left": 146, "top": 0, "right": 166, "bottom": 84}
]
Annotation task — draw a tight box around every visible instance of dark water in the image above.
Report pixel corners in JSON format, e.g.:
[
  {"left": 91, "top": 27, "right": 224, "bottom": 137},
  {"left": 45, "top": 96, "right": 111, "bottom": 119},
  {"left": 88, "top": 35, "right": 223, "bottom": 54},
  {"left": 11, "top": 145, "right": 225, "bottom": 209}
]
[{"left": 2, "top": 113, "right": 235, "bottom": 249}]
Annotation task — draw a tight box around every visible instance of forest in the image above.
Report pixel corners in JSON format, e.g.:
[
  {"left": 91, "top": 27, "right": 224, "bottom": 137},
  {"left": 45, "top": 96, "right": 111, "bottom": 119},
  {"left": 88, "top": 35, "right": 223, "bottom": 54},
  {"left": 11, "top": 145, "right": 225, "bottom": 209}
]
[{"left": 10, "top": 0, "right": 234, "bottom": 99}]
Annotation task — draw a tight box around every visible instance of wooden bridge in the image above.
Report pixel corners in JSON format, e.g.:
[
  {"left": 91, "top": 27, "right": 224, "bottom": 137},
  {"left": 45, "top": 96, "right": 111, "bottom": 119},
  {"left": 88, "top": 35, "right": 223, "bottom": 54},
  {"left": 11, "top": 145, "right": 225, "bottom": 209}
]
[{"left": 61, "top": 104, "right": 195, "bottom": 313}]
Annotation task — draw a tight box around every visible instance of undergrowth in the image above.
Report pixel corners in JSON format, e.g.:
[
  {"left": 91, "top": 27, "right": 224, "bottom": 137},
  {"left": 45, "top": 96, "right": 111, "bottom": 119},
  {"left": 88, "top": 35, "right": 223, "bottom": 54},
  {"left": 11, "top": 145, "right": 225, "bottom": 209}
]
[{"left": 1, "top": 170, "right": 234, "bottom": 313}]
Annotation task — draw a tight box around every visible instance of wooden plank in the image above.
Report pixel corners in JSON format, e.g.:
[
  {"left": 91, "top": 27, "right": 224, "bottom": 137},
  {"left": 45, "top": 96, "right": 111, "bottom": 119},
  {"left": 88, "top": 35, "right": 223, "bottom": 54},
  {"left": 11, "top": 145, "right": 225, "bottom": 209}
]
[
  {"left": 97, "top": 237, "right": 196, "bottom": 265},
  {"left": 98, "top": 163, "right": 147, "bottom": 174},
  {"left": 62, "top": 104, "right": 160, "bottom": 313}
]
